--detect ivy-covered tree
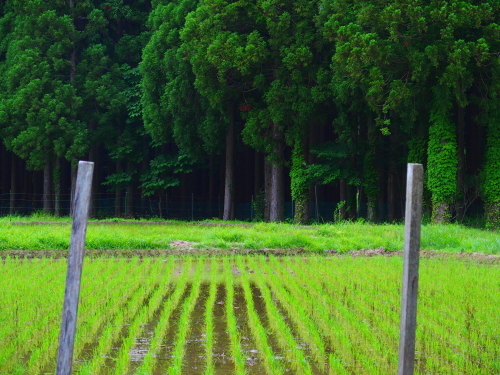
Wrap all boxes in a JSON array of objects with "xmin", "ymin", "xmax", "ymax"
[
  {"xmin": 479, "ymin": 27, "xmax": 500, "ymax": 228},
  {"xmin": 321, "ymin": 0, "xmax": 499, "ymax": 223}
]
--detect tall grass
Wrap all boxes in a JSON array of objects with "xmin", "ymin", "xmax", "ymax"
[{"xmin": 1, "ymin": 220, "xmax": 500, "ymax": 254}]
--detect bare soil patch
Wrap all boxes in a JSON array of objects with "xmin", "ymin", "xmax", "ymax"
[
  {"xmin": 1, "ymin": 246, "xmax": 498, "ymax": 263},
  {"xmin": 327, "ymin": 246, "xmax": 499, "ymax": 263}
]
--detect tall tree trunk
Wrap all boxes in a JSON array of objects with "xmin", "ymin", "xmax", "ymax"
[
  {"xmin": 68, "ymin": 0, "xmax": 77, "ymax": 217},
  {"xmin": 367, "ymin": 201, "xmax": 376, "ymax": 222},
  {"xmin": 264, "ymin": 158, "xmax": 272, "ymax": 221},
  {"xmin": 268, "ymin": 123, "xmax": 285, "ymax": 222},
  {"xmin": 1, "ymin": 145, "xmax": 9, "ymax": 197},
  {"xmin": 123, "ymin": 162, "xmax": 133, "ymax": 217},
  {"xmin": 218, "ymin": 154, "xmax": 224, "ymax": 219},
  {"xmin": 19, "ymin": 166, "xmax": 30, "ymax": 211},
  {"xmin": 30, "ymin": 171, "xmax": 39, "ymax": 210},
  {"xmin": 364, "ymin": 116, "xmax": 378, "ymax": 222},
  {"xmin": 208, "ymin": 155, "xmax": 215, "ymax": 217},
  {"xmin": 387, "ymin": 164, "xmax": 396, "ymax": 222},
  {"xmin": 10, "ymin": 154, "xmax": 16, "ymax": 215},
  {"xmin": 158, "ymin": 193, "xmax": 162, "ymax": 219},
  {"xmin": 308, "ymin": 134, "xmax": 316, "ymax": 220},
  {"xmin": 483, "ymin": 113, "xmax": 500, "ymax": 229},
  {"xmin": 358, "ymin": 186, "xmax": 368, "ymax": 219},
  {"xmin": 269, "ymin": 161, "xmax": 284, "ymax": 222},
  {"xmin": 223, "ymin": 119, "xmax": 235, "ymax": 221},
  {"xmin": 427, "ymin": 90, "xmax": 457, "ymax": 223},
  {"xmin": 43, "ymin": 159, "xmax": 53, "ymax": 214},
  {"xmin": 348, "ymin": 184, "xmax": 357, "ymax": 220},
  {"xmin": 114, "ymin": 160, "xmax": 122, "ymax": 217},
  {"xmin": 70, "ymin": 162, "xmax": 77, "ymax": 218},
  {"xmin": 88, "ymin": 136, "xmax": 98, "ymax": 217},
  {"xmin": 254, "ymin": 150, "xmax": 261, "ymax": 198},
  {"xmin": 291, "ymin": 137, "xmax": 309, "ymax": 224},
  {"xmin": 53, "ymin": 157, "xmax": 61, "ymax": 216},
  {"xmin": 456, "ymin": 106, "xmax": 466, "ymax": 220},
  {"xmin": 140, "ymin": 136, "xmax": 149, "ymax": 217},
  {"xmin": 339, "ymin": 179, "xmax": 348, "ymax": 220}
]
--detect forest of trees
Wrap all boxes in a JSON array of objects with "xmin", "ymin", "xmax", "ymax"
[{"xmin": 1, "ymin": 0, "xmax": 500, "ymax": 226}]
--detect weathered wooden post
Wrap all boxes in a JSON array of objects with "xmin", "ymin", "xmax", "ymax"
[
  {"xmin": 398, "ymin": 163, "xmax": 423, "ymax": 375},
  {"xmin": 56, "ymin": 161, "xmax": 94, "ymax": 375}
]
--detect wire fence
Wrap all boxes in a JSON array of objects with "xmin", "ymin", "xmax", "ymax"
[{"xmin": 0, "ymin": 192, "xmax": 352, "ymax": 222}]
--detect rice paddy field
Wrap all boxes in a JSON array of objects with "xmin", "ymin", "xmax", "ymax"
[{"xmin": 1, "ymin": 255, "xmax": 499, "ymax": 375}]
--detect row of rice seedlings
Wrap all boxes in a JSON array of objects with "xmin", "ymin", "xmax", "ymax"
[
  {"xmin": 307, "ymin": 258, "xmax": 401, "ymax": 370},
  {"xmin": 414, "ymin": 259, "xmax": 500, "ymax": 374},
  {"xmin": 276, "ymin": 258, "xmax": 354, "ymax": 374},
  {"xmin": 75, "ymin": 261, "xmax": 173, "ymax": 374},
  {"xmin": 0, "ymin": 259, "xmax": 67, "ymax": 373},
  {"xmin": 57, "ymin": 258, "xmax": 162, "ymax": 375},
  {"xmin": 37, "ymin": 260, "xmax": 156, "ymax": 373},
  {"xmin": 75, "ymin": 259, "xmax": 176, "ymax": 375},
  {"xmin": 332, "ymin": 257, "xmax": 497, "ymax": 373},
  {"xmin": 223, "ymin": 257, "xmax": 247, "ymax": 375},
  {"xmin": 166, "ymin": 258, "xmax": 204, "ymax": 374},
  {"xmin": 329, "ymin": 266, "xmax": 399, "ymax": 373},
  {"xmin": 8, "ymin": 259, "xmax": 87, "ymax": 374},
  {"xmin": 302, "ymin": 257, "xmax": 401, "ymax": 365},
  {"xmin": 134, "ymin": 258, "xmax": 195, "ymax": 375},
  {"xmin": 262, "ymin": 257, "xmax": 351, "ymax": 375},
  {"xmin": 73, "ymin": 259, "xmax": 144, "ymax": 360},
  {"xmin": 388, "ymin": 260, "xmax": 472, "ymax": 373},
  {"xmin": 203, "ymin": 258, "xmax": 218, "ymax": 375},
  {"xmin": 240, "ymin": 257, "xmax": 313, "ymax": 375},
  {"xmin": 281, "ymin": 257, "xmax": 386, "ymax": 373},
  {"xmin": 238, "ymin": 259, "xmax": 285, "ymax": 374},
  {"xmin": 8, "ymin": 260, "xmax": 67, "ymax": 374},
  {"xmin": 110, "ymin": 258, "xmax": 190, "ymax": 375},
  {"xmin": 111, "ymin": 306, "xmax": 150, "ymax": 374},
  {"xmin": 27, "ymin": 260, "xmax": 128, "ymax": 375},
  {"xmin": 253, "ymin": 257, "xmax": 329, "ymax": 370},
  {"xmin": 289, "ymin": 256, "xmax": 500, "ymax": 374},
  {"xmin": 1, "ymin": 259, "xmax": 65, "ymax": 340},
  {"xmin": 420, "ymin": 260, "xmax": 490, "ymax": 324}
]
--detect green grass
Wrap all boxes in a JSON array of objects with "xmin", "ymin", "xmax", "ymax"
[{"xmin": 1, "ymin": 217, "xmax": 500, "ymax": 254}]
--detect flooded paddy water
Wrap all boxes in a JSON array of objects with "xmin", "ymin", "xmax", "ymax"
[{"xmin": 1, "ymin": 255, "xmax": 499, "ymax": 374}]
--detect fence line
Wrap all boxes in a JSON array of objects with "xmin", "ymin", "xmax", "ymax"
[
  {"xmin": 0, "ymin": 193, "xmax": 227, "ymax": 220},
  {"xmin": 0, "ymin": 192, "xmax": 405, "ymax": 222}
]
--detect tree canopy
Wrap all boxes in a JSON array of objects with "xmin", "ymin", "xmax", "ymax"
[{"xmin": 1, "ymin": 0, "xmax": 499, "ymax": 226}]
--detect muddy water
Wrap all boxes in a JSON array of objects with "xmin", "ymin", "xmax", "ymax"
[{"xmin": 43, "ymin": 259, "xmax": 336, "ymax": 374}]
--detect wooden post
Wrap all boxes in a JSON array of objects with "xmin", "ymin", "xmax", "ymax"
[
  {"xmin": 398, "ymin": 163, "xmax": 423, "ymax": 375},
  {"xmin": 56, "ymin": 161, "xmax": 94, "ymax": 375}
]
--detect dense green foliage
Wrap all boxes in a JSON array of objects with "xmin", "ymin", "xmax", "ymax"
[{"xmin": 1, "ymin": 0, "xmax": 500, "ymax": 226}]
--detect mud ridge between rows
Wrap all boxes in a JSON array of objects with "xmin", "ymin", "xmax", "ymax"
[{"xmin": 1, "ymin": 247, "xmax": 498, "ymax": 263}]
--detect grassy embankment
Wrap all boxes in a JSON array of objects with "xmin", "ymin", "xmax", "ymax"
[{"xmin": 1, "ymin": 214, "xmax": 500, "ymax": 254}]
